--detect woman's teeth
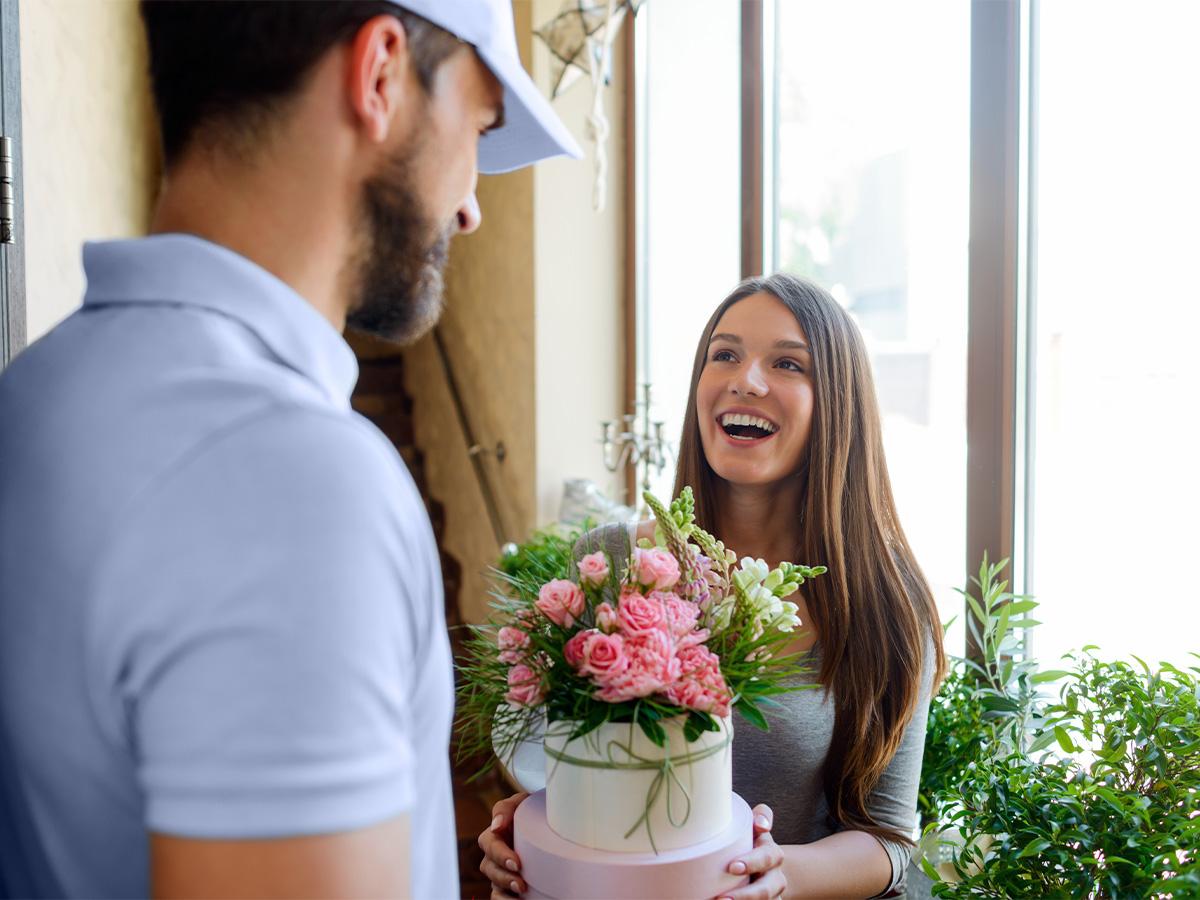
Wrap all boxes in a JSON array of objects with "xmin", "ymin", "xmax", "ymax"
[{"xmin": 719, "ymin": 413, "xmax": 777, "ymax": 440}]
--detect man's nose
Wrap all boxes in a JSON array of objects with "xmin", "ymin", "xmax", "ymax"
[{"xmin": 456, "ymin": 192, "xmax": 482, "ymax": 235}]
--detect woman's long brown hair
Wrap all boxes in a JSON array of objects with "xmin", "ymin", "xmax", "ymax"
[{"xmin": 673, "ymin": 273, "xmax": 946, "ymax": 844}]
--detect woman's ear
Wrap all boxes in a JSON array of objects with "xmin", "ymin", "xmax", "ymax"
[{"xmin": 347, "ymin": 14, "xmax": 410, "ymax": 144}]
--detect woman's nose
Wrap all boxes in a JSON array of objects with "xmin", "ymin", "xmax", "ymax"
[
  {"xmin": 732, "ymin": 360, "xmax": 769, "ymax": 397},
  {"xmin": 456, "ymin": 192, "xmax": 482, "ymax": 235}
]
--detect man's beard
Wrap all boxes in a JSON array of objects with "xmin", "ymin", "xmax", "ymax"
[{"xmin": 345, "ymin": 148, "xmax": 454, "ymax": 345}]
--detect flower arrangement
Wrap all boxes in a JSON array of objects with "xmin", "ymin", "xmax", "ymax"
[{"xmin": 457, "ymin": 488, "xmax": 827, "ymax": 763}]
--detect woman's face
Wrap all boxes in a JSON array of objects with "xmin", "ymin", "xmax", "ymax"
[{"xmin": 696, "ymin": 292, "xmax": 815, "ymax": 488}]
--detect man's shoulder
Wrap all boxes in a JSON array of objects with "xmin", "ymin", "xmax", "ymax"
[{"xmin": 141, "ymin": 402, "xmax": 412, "ymax": 524}]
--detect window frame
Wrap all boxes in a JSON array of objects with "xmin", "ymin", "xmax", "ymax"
[{"xmin": 740, "ymin": 0, "xmax": 1034, "ymax": 656}]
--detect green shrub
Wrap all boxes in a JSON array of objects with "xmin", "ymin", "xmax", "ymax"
[
  {"xmin": 928, "ymin": 653, "xmax": 1200, "ymax": 898},
  {"xmin": 919, "ymin": 556, "xmax": 1048, "ymax": 826}
]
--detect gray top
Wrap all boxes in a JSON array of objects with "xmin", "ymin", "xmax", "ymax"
[{"xmin": 576, "ymin": 524, "xmax": 933, "ymax": 898}]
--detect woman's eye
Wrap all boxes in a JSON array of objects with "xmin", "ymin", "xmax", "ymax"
[
  {"xmin": 711, "ymin": 349, "xmax": 737, "ymax": 363},
  {"xmin": 776, "ymin": 358, "xmax": 805, "ymax": 373}
]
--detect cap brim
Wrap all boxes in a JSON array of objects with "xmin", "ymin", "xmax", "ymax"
[{"xmin": 476, "ymin": 47, "xmax": 584, "ymax": 175}]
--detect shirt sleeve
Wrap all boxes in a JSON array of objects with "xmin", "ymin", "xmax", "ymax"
[
  {"xmin": 90, "ymin": 407, "xmax": 437, "ymax": 839},
  {"xmin": 864, "ymin": 634, "xmax": 938, "ymax": 898}
]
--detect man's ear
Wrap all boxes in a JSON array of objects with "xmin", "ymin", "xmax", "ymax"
[{"xmin": 348, "ymin": 14, "xmax": 410, "ymax": 144}]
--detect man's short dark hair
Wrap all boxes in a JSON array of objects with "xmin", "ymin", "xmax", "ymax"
[{"xmin": 140, "ymin": 1, "xmax": 464, "ymax": 167}]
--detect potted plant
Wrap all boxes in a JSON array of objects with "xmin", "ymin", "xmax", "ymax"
[{"xmin": 928, "ymin": 651, "xmax": 1200, "ymax": 896}]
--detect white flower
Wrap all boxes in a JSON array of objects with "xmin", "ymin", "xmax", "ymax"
[{"xmin": 739, "ymin": 557, "xmax": 770, "ymax": 584}]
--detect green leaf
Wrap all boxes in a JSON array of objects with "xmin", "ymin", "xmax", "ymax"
[
  {"xmin": 736, "ymin": 698, "xmax": 769, "ymax": 731},
  {"xmin": 966, "ymin": 594, "xmax": 987, "ymax": 627},
  {"xmin": 919, "ymin": 854, "xmax": 943, "ymax": 883},
  {"xmin": 1018, "ymin": 837, "xmax": 1052, "ymax": 858},
  {"xmin": 1032, "ymin": 670, "xmax": 1072, "ymax": 684},
  {"xmin": 683, "ymin": 710, "xmax": 719, "ymax": 743},
  {"xmin": 1006, "ymin": 599, "xmax": 1039, "ymax": 615},
  {"xmin": 635, "ymin": 706, "xmax": 667, "ymax": 747},
  {"xmin": 1028, "ymin": 730, "xmax": 1058, "ymax": 754},
  {"xmin": 1054, "ymin": 725, "xmax": 1079, "ymax": 754}
]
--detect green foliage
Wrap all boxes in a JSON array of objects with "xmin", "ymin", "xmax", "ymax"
[
  {"xmin": 919, "ymin": 661, "xmax": 987, "ymax": 825},
  {"xmin": 930, "ymin": 652, "xmax": 1200, "ymax": 898},
  {"xmin": 496, "ymin": 525, "xmax": 579, "ymax": 590},
  {"xmin": 919, "ymin": 556, "xmax": 1043, "ymax": 825},
  {"xmin": 918, "ymin": 557, "xmax": 1200, "ymax": 896}
]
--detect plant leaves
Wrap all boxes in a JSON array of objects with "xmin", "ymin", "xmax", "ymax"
[
  {"xmin": 736, "ymin": 697, "xmax": 769, "ymax": 731},
  {"xmin": 1054, "ymin": 725, "xmax": 1078, "ymax": 754}
]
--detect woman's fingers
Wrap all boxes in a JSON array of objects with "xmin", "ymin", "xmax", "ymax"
[
  {"xmin": 492, "ymin": 791, "xmax": 530, "ymax": 831},
  {"xmin": 719, "ymin": 831, "xmax": 786, "ymax": 900},
  {"xmin": 480, "ymin": 853, "xmax": 526, "ymax": 898},
  {"xmin": 478, "ymin": 791, "xmax": 529, "ymax": 896},
  {"xmin": 728, "ymin": 832, "xmax": 784, "ymax": 877},
  {"xmin": 717, "ymin": 865, "xmax": 787, "ymax": 900},
  {"xmin": 750, "ymin": 802, "xmax": 774, "ymax": 837}
]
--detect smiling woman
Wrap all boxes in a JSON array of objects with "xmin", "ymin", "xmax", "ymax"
[{"xmin": 481, "ymin": 273, "xmax": 947, "ymax": 899}]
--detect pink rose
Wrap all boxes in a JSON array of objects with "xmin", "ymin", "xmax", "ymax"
[
  {"xmin": 564, "ymin": 631, "xmax": 589, "ymax": 668},
  {"xmin": 536, "ymin": 579, "xmax": 586, "ymax": 628},
  {"xmin": 662, "ymin": 678, "xmax": 730, "ymax": 717},
  {"xmin": 677, "ymin": 627, "xmax": 711, "ymax": 650},
  {"xmin": 578, "ymin": 631, "xmax": 629, "ymax": 680},
  {"xmin": 657, "ymin": 592, "xmax": 700, "ymax": 638},
  {"xmin": 662, "ymin": 644, "xmax": 731, "ymax": 716},
  {"xmin": 594, "ymin": 601, "xmax": 620, "ymax": 634},
  {"xmin": 593, "ymin": 630, "xmax": 681, "ymax": 703},
  {"xmin": 497, "ymin": 626, "xmax": 530, "ymax": 664},
  {"xmin": 631, "ymin": 547, "xmax": 681, "ymax": 591},
  {"xmin": 617, "ymin": 589, "xmax": 667, "ymax": 636},
  {"xmin": 578, "ymin": 551, "xmax": 610, "ymax": 588},
  {"xmin": 594, "ymin": 667, "xmax": 663, "ymax": 703},
  {"xmin": 506, "ymin": 664, "xmax": 545, "ymax": 707}
]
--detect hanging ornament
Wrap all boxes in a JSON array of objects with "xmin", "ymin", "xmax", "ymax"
[{"xmin": 535, "ymin": 0, "xmax": 646, "ymax": 212}]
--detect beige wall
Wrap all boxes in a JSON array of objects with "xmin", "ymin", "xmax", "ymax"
[
  {"xmin": 532, "ymin": 0, "xmax": 627, "ymax": 528},
  {"xmin": 19, "ymin": 0, "xmax": 158, "ymax": 341}
]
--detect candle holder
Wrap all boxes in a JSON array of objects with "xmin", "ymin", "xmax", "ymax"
[{"xmin": 599, "ymin": 383, "xmax": 671, "ymax": 513}]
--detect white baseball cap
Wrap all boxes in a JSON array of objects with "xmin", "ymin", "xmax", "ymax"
[{"xmin": 394, "ymin": 0, "xmax": 584, "ymax": 174}]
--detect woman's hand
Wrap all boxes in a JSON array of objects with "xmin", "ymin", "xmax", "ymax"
[
  {"xmin": 717, "ymin": 803, "xmax": 787, "ymax": 900},
  {"xmin": 478, "ymin": 791, "xmax": 529, "ymax": 899}
]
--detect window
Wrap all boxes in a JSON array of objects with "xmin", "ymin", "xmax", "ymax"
[
  {"xmin": 1025, "ymin": 0, "xmax": 1200, "ymax": 667},
  {"xmin": 770, "ymin": 0, "xmax": 971, "ymax": 643},
  {"xmin": 635, "ymin": 1, "xmax": 1199, "ymax": 666}
]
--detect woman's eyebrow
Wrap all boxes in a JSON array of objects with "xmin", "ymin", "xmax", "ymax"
[
  {"xmin": 710, "ymin": 333, "xmax": 810, "ymax": 352},
  {"xmin": 775, "ymin": 339, "xmax": 810, "ymax": 352}
]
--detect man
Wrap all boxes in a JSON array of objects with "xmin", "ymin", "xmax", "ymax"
[{"xmin": 0, "ymin": 2, "xmax": 579, "ymax": 897}]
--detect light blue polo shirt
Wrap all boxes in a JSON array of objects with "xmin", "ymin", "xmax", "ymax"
[{"xmin": 0, "ymin": 235, "xmax": 457, "ymax": 899}]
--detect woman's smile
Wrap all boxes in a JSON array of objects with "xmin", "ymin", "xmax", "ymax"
[{"xmin": 715, "ymin": 406, "xmax": 780, "ymax": 445}]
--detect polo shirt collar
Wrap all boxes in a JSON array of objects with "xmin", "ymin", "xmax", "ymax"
[{"xmin": 82, "ymin": 234, "xmax": 359, "ymax": 407}]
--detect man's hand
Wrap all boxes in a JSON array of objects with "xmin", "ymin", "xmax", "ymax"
[{"xmin": 151, "ymin": 813, "xmax": 411, "ymax": 899}]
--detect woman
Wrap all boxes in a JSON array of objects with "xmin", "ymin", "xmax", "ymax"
[{"xmin": 479, "ymin": 274, "xmax": 946, "ymax": 899}]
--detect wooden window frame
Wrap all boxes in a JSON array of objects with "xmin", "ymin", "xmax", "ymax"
[{"xmin": 739, "ymin": 0, "xmax": 1030, "ymax": 657}]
